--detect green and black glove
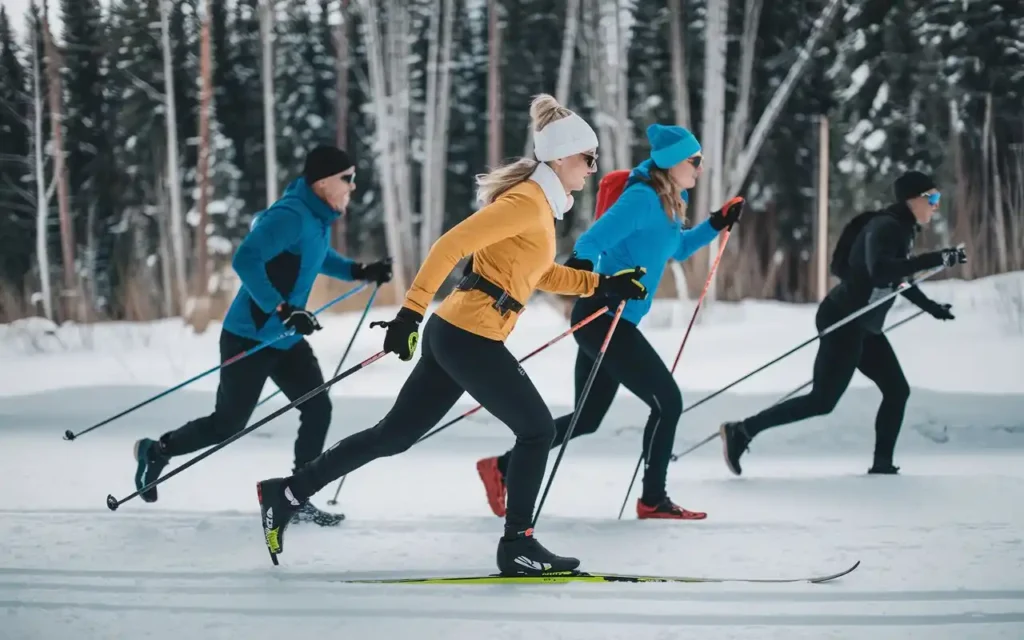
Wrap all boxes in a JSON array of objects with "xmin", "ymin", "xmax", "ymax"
[{"xmin": 370, "ymin": 307, "xmax": 422, "ymax": 361}]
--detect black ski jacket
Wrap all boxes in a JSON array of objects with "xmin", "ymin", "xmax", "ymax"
[{"xmin": 825, "ymin": 203, "xmax": 944, "ymax": 333}]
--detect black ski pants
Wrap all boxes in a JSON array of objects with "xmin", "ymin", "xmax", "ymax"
[
  {"xmin": 290, "ymin": 314, "xmax": 556, "ymax": 533},
  {"xmin": 159, "ymin": 330, "xmax": 332, "ymax": 472},
  {"xmin": 742, "ymin": 297, "xmax": 910, "ymax": 463},
  {"xmin": 498, "ymin": 297, "xmax": 683, "ymax": 506}
]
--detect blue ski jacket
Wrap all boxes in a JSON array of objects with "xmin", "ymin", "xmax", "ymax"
[
  {"xmin": 573, "ymin": 160, "xmax": 719, "ymax": 326},
  {"xmin": 223, "ymin": 177, "xmax": 357, "ymax": 348}
]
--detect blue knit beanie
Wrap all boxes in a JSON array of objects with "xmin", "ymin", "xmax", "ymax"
[{"xmin": 647, "ymin": 124, "xmax": 701, "ymax": 169}]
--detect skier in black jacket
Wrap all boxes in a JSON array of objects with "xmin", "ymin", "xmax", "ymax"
[{"xmin": 719, "ymin": 171, "xmax": 967, "ymax": 475}]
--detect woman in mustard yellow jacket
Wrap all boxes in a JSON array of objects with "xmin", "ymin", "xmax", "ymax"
[{"xmin": 256, "ymin": 94, "xmax": 648, "ymax": 576}]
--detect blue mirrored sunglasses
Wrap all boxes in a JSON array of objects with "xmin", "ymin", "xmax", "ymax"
[{"xmin": 926, "ymin": 192, "xmax": 940, "ymax": 206}]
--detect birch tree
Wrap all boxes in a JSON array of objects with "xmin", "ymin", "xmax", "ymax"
[
  {"xmin": 419, "ymin": 0, "xmax": 456, "ymax": 264},
  {"xmin": 41, "ymin": 1, "xmax": 78, "ymax": 319},
  {"xmin": 192, "ymin": 0, "xmax": 214, "ymax": 330},
  {"xmin": 159, "ymin": 0, "xmax": 188, "ymax": 316},
  {"xmin": 259, "ymin": 0, "xmax": 279, "ymax": 203},
  {"xmin": 358, "ymin": 0, "xmax": 409, "ymax": 293},
  {"xmin": 30, "ymin": 33, "xmax": 54, "ymax": 319}
]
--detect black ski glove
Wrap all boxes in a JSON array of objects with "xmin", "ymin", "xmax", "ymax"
[
  {"xmin": 370, "ymin": 307, "xmax": 422, "ymax": 361},
  {"xmin": 709, "ymin": 196, "xmax": 745, "ymax": 231},
  {"xmin": 276, "ymin": 303, "xmax": 322, "ymax": 336},
  {"xmin": 925, "ymin": 301, "xmax": 955, "ymax": 321},
  {"xmin": 564, "ymin": 253, "xmax": 594, "ymax": 272},
  {"xmin": 351, "ymin": 258, "xmax": 393, "ymax": 285},
  {"xmin": 595, "ymin": 266, "xmax": 648, "ymax": 300},
  {"xmin": 937, "ymin": 246, "xmax": 967, "ymax": 268}
]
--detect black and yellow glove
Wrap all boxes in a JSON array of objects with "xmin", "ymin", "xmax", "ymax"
[
  {"xmin": 595, "ymin": 266, "xmax": 648, "ymax": 300},
  {"xmin": 370, "ymin": 307, "xmax": 422, "ymax": 361}
]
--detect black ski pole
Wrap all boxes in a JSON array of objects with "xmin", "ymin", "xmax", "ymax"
[
  {"xmin": 532, "ymin": 301, "xmax": 626, "ymax": 527},
  {"xmin": 64, "ymin": 284, "xmax": 368, "ymax": 441},
  {"xmin": 106, "ymin": 350, "xmax": 388, "ymax": 511},
  {"xmin": 258, "ymin": 284, "xmax": 380, "ymax": 411},
  {"xmin": 668, "ymin": 296, "xmax": 938, "ymax": 462}
]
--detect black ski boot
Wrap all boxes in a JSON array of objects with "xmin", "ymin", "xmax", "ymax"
[
  {"xmin": 291, "ymin": 502, "xmax": 346, "ymax": 527},
  {"xmin": 720, "ymin": 421, "xmax": 751, "ymax": 476},
  {"xmin": 134, "ymin": 438, "xmax": 170, "ymax": 502},
  {"xmin": 257, "ymin": 477, "xmax": 301, "ymax": 565},
  {"xmin": 496, "ymin": 528, "xmax": 580, "ymax": 576},
  {"xmin": 867, "ymin": 462, "xmax": 900, "ymax": 475}
]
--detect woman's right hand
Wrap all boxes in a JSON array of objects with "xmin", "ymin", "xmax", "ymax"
[{"xmin": 596, "ymin": 266, "xmax": 648, "ymax": 300}]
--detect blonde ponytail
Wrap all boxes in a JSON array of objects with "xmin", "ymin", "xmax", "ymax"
[{"xmin": 474, "ymin": 94, "xmax": 576, "ymax": 205}]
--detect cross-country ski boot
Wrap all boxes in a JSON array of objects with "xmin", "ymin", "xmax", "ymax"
[
  {"xmin": 134, "ymin": 437, "xmax": 170, "ymax": 502},
  {"xmin": 637, "ymin": 496, "xmax": 707, "ymax": 520},
  {"xmin": 867, "ymin": 461, "xmax": 900, "ymax": 475},
  {"xmin": 720, "ymin": 421, "xmax": 752, "ymax": 476},
  {"xmin": 257, "ymin": 477, "xmax": 301, "ymax": 565},
  {"xmin": 291, "ymin": 502, "xmax": 346, "ymax": 527},
  {"xmin": 496, "ymin": 528, "xmax": 580, "ymax": 576}
]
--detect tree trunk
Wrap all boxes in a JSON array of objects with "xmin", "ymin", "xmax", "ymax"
[
  {"xmin": 985, "ymin": 93, "xmax": 1009, "ymax": 274},
  {"xmin": 667, "ymin": 0, "xmax": 690, "ymax": 128},
  {"xmin": 723, "ymin": 0, "xmax": 762, "ymax": 174},
  {"xmin": 612, "ymin": 0, "xmax": 629, "ymax": 168},
  {"xmin": 555, "ymin": 0, "xmax": 580, "ymax": 105},
  {"xmin": 30, "ymin": 34, "xmax": 52, "ymax": 321},
  {"xmin": 158, "ymin": 0, "xmax": 188, "ymax": 317},
  {"xmin": 359, "ymin": 0, "xmax": 407, "ymax": 293},
  {"xmin": 259, "ymin": 0, "xmax": 279, "ymax": 204},
  {"xmin": 420, "ymin": 0, "xmax": 441, "ymax": 265},
  {"xmin": 486, "ymin": 0, "xmax": 502, "ymax": 170},
  {"xmin": 694, "ymin": 0, "xmax": 728, "ymax": 302},
  {"xmin": 332, "ymin": 0, "xmax": 351, "ymax": 253},
  {"xmin": 192, "ymin": 0, "xmax": 214, "ymax": 331},
  {"xmin": 41, "ymin": 4, "xmax": 78, "ymax": 321}
]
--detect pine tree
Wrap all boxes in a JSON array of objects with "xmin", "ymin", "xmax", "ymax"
[
  {"xmin": 171, "ymin": 0, "xmax": 200, "ymax": 213},
  {"xmin": 275, "ymin": 0, "xmax": 322, "ymax": 185},
  {"xmin": 0, "ymin": 5, "xmax": 33, "ymax": 291},
  {"xmin": 498, "ymin": 0, "xmax": 567, "ymax": 159},
  {"xmin": 626, "ymin": 0, "xmax": 674, "ymax": 162}
]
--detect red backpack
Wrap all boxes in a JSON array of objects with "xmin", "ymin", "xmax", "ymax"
[{"xmin": 594, "ymin": 170, "xmax": 632, "ymax": 221}]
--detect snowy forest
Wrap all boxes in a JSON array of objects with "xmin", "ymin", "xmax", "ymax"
[{"xmin": 0, "ymin": 0, "xmax": 1021, "ymax": 328}]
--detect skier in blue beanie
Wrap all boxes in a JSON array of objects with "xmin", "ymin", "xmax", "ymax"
[
  {"xmin": 477, "ymin": 124, "xmax": 744, "ymax": 520},
  {"xmin": 131, "ymin": 145, "xmax": 393, "ymax": 526}
]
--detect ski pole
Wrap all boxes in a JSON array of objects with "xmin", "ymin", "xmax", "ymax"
[
  {"xmin": 257, "ymin": 284, "xmax": 380, "ymax": 410},
  {"xmin": 533, "ymin": 300, "xmax": 627, "ymax": 527},
  {"xmin": 322, "ymin": 303, "xmax": 612, "ymax": 507},
  {"xmin": 64, "ymin": 283, "xmax": 369, "ymax": 442},
  {"xmin": 769, "ymin": 307, "xmax": 927, "ymax": 406},
  {"xmin": 668, "ymin": 264, "xmax": 947, "ymax": 462},
  {"xmin": 617, "ymin": 223, "xmax": 733, "ymax": 519},
  {"xmin": 106, "ymin": 349, "xmax": 389, "ymax": 511}
]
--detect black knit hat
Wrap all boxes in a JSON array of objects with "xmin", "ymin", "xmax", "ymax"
[
  {"xmin": 303, "ymin": 145, "xmax": 354, "ymax": 185},
  {"xmin": 893, "ymin": 170, "xmax": 937, "ymax": 202}
]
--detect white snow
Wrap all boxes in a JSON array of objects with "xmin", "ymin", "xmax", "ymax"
[
  {"xmin": 2, "ymin": 272, "xmax": 1024, "ymax": 639},
  {"xmin": 862, "ymin": 129, "xmax": 888, "ymax": 152}
]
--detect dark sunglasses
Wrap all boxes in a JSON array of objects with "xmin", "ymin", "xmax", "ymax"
[
  {"xmin": 581, "ymin": 153, "xmax": 598, "ymax": 169},
  {"xmin": 924, "ymin": 192, "xmax": 940, "ymax": 206},
  {"xmin": 340, "ymin": 173, "xmax": 356, "ymax": 184},
  {"xmin": 687, "ymin": 155, "xmax": 703, "ymax": 169}
]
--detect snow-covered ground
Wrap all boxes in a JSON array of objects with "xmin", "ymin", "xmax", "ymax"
[{"xmin": 2, "ymin": 272, "xmax": 1024, "ymax": 639}]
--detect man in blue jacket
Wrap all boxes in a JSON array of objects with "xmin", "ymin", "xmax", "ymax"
[{"xmin": 132, "ymin": 145, "xmax": 392, "ymax": 526}]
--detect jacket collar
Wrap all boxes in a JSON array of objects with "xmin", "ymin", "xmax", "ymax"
[
  {"xmin": 529, "ymin": 162, "xmax": 572, "ymax": 219},
  {"xmin": 886, "ymin": 202, "xmax": 920, "ymax": 233},
  {"xmin": 285, "ymin": 177, "xmax": 342, "ymax": 225}
]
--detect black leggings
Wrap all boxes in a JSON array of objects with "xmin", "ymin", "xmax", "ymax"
[
  {"xmin": 498, "ymin": 297, "xmax": 683, "ymax": 505},
  {"xmin": 742, "ymin": 298, "xmax": 910, "ymax": 463},
  {"xmin": 160, "ymin": 331, "xmax": 332, "ymax": 473},
  {"xmin": 290, "ymin": 314, "xmax": 556, "ymax": 532}
]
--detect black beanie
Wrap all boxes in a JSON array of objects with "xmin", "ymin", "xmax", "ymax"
[
  {"xmin": 303, "ymin": 145, "xmax": 354, "ymax": 185},
  {"xmin": 893, "ymin": 170, "xmax": 937, "ymax": 202}
]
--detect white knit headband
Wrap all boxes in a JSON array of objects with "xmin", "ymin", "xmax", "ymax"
[{"xmin": 533, "ymin": 113, "xmax": 599, "ymax": 162}]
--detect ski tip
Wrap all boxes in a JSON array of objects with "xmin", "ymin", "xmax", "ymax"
[
  {"xmin": 64, "ymin": 429, "xmax": 76, "ymax": 441},
  {"xmin": 105, "ymin": 495, "xmax": 119, "ymax": 511}
]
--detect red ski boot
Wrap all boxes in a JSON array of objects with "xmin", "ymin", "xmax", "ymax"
[
  {"xmin": 476, "ymin": 456, "xmax": 506, "ymax": 517},
  {"xmin": 637, "ymin": 497, "xmax": 707, "ymax": 520}
]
